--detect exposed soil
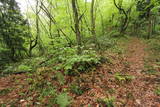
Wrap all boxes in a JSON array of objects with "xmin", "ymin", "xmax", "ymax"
[{"xmin": 0, "ymin": 37, "xmax": 160, "ymax": 107}]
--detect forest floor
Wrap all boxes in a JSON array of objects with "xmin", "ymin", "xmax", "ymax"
[{"xmin": 0, "ymin": 37, "xmax": 160, "ymax": 107}]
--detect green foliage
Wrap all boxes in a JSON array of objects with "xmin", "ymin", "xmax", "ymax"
[
  {"xmin": 109, "ymin": 45, "xmax": 124, "ymax": 54},
  {"xmin": 26, "ymin": 72, "xmax": 58, "ymax": 104},
  {"xmin": 108, "ymin": 30, "xmax": 121, "ymax": 38},
  {"xmin": 63, "ymin": 53, "xmax": 100, "ymax": 75},
  {"xmin": 2, "ymin": 65, "xmax": 14, "ymax": 75},
  {"xmin": 155, "ymin": 87, "xmax": 160, "ymax": 96},
  {"xmin": 0, "ymin": 88, "xmax": 12, "ymax": 96},
  {"xmin": 70, "ymin": 84, "xmax": 84, "ymax": 95},
  {"xmin": 47, "ymin": 47, "xmax": 77, "ymax": 65},
  {"xmin": 47, "ymin": 47, "xmax": 101, "ymax": 75},
  {"xmin": 56, "ymin": 93, "xmax": 71, "ymax": 107},
  {"xmin": 2, "ymin": 64, "xmax": 32, "ymax": 76},
  {"xmin": 107, "ymin": 88, "xmax": 116, "ymax": 94},
  {"xmin": 145, "ymin": 69, "xmax": 158, "ymax": 75},
  {"xmin": 114, "ymin": 73, "xmax": 135, "ymax": 83},
  {"xmin": 39, "ymin": 87, "xmax": 56, "ymax": 100},
  {"xmin": 147, "ymin": 39, "xmax": 160, "ymax": 52},
  {"xmin": 1, "ymin": 56, "xmax": 46, "ymax": 76},
  {"xmin": 0, "ymin": 104, "xmax": 6, "ymax": 107},
  {"xmin": 98, "ymin": 36, "xmax": 116, "ymax": 50},
  {"xmin": 0, "ymin": 48, "xmax": 10, "ymax": 69},
  {"xmin": 0, "ymin": 0, "xmax": 29, "ymax": 61},
  {"xmin": 24, "ymin": 66, "xmax": 72, "ymax": 106},
  {"xmin": 17, "ymin": 65, "xmax": 32, "ymax": 72},
  {"xmin": 97, "ymin": 97, "xmax": 115, "ymax": 107},
  {"xmin": 55, "ymin": 72, "xmax": 65, "ymax": 85}
]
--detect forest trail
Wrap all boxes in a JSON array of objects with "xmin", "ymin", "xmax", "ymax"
[
  {"xmin": 0, "ymin": 37, "xmax": 160, "ymax": 107},
  {"xmin": 117, "ymin": 37, "xmax": 160, "ymax": 107},
  {"xmin": 105, "ymin": 37, "xmax": 160, "ymax": 107},
  {"xmin": 126, "ymin": 37, "xmax": 146, "ymax": 72}
]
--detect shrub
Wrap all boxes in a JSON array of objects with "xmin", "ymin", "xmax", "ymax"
[
  {"xmin": 63, "ymin": 54, "xmax": 100, "ymax": 75},
  {"xmin": 50, "ymin": 48, "xmax": 101, "ymax": 75},
  {"xmin": 97, "ymin": 36, "xmax": 116, "ymax": 50}
]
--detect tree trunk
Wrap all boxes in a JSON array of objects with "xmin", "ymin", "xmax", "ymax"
[
  {"xmin": 148, "ymin": 14, "xmax": 152, "ymax": 39},
  {"xmin": 71, "ymin": 0, "xmax": 82, "ymax": 54},
  {"xmin": 99, "ymin": 10, "xmax": 105, "ymax": 35},
  {"xmin": 28, "ymin": 0, "xmax": 40, "ymax": 57},
  {"xmin": 91, "ymin": 0, "xmax": 99, "ymax": 49}
]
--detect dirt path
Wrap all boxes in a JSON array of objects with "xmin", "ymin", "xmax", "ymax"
[
  {"xmin": 119, "ymin": 38, "xmax": 160, "ymax": 107},
  {"xmin": 126, "ymin": 38, "xmax": 146, "ymax": 72}
]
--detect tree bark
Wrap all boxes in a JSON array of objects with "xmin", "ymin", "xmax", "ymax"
[
  {"xmin": 147, "ymin": 12, "xmax": 152, "ymax": 39},
  {"xmin": 71, "ymin": 0, "xmax": 82, "ymax": 54},
  {"xmin": 91, "ymin": 0, "xmax": 99, "ymax": 49}
]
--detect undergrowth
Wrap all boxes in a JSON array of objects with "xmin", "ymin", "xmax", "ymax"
[
  {"xmin": 97, "ymin": 97, "xmax": 115, "ymax": 107},
  {"xmin": 114, "ymin": 73, "xmax": 135, "ymax": 84},
  {"xmin": 155, "ymin": 86, "xmax": 160, "ymax": 96}
]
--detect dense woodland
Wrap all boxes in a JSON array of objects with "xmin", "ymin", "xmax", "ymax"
[{"xmin": 0, "ymin": 0, "xmax": 160, "ymax": 106}]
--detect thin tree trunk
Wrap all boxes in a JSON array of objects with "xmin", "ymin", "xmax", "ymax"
[
  {"xmin": 100, "ymin": 11, "xmax": 105, "ymax": 35},
  {"xmin": 91, "ymin": 0, "xmax": 99, "ymax": 49},
  {"xmin": 148, "ymin": 14, "xmax": 152, "ymax": 39},
  {"xmin": 71, "ymin": 0, "xmax": 82, "ymax": 54}
]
